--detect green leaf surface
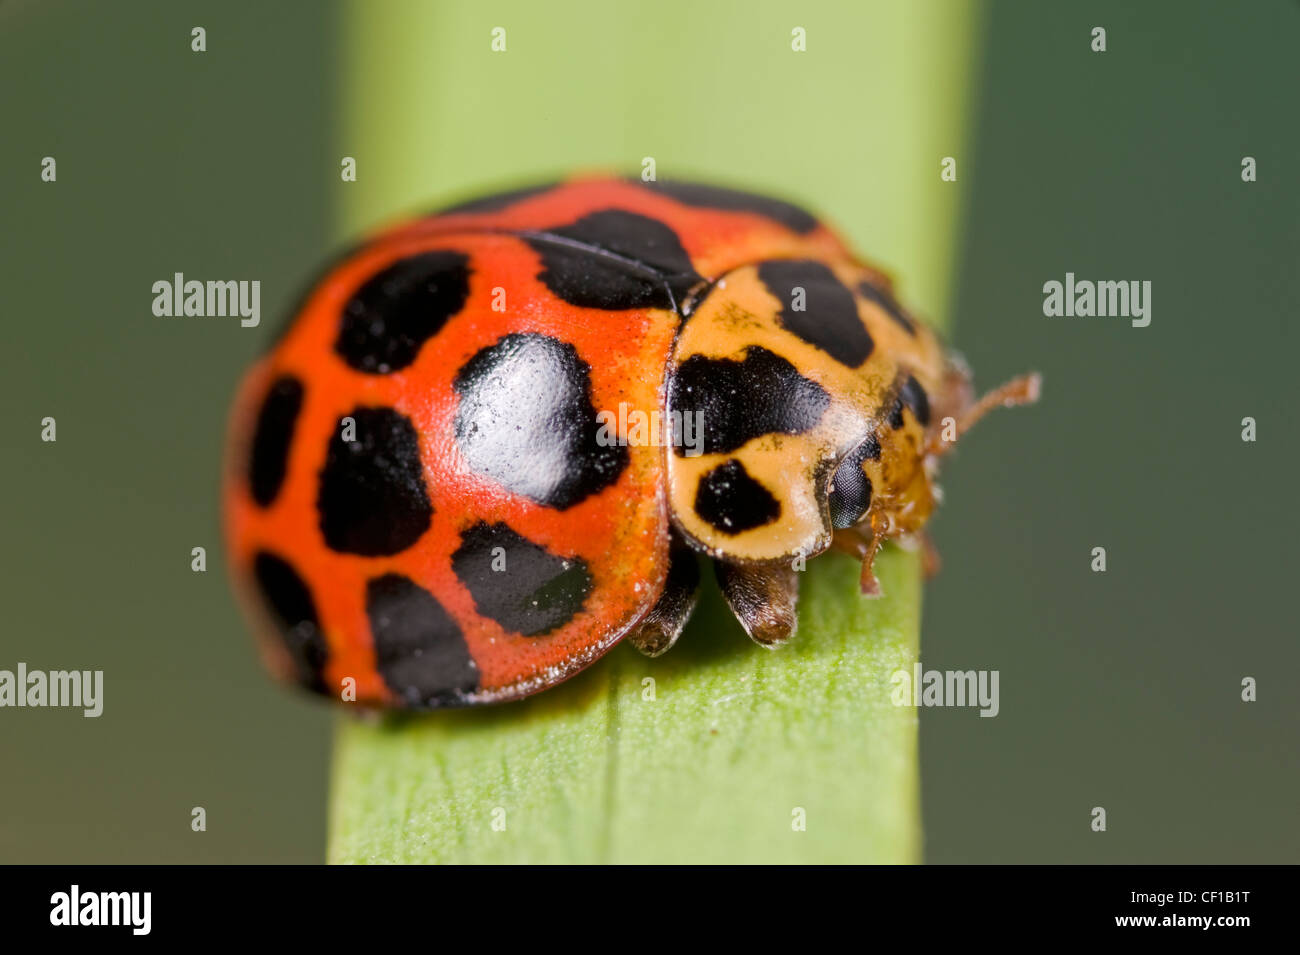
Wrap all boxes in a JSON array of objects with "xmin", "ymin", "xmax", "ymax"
[
  {"xmin": 331, "ymin": 550, "xmax": 919, "ymax": 863},
  {"xmin": 328, "ymin": 0, "xmax": 981, "ymax": 864}
]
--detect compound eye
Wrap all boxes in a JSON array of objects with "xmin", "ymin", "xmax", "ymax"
[{"xmin": 827, "ymin": 434, "xmax": 880, "ymax": 529}]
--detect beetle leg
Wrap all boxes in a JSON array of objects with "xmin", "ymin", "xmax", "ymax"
[
  {"xmin": 715, "ymin": 560, "xmax": 799, "ymax": 648},
  {"xmin": 832, "ymin": 525, "xmax": 884, "ymax": 596},
  {"xmin": 626, "ymin": 539, "xmax": 700, "ymax": 657},
  {"xmin": 919, "ymin": 531, "xmax": 942, "ymax": 578}
]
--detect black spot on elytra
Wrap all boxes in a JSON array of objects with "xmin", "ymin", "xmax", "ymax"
[
  {"xmin": 828, "ymin": 435, "xmax": 880, "ymax": 529},
  {"xmin": 888, "ymin": 375, "xmax": 932, "ymax": 429},
  {"xmin": 633, "ymin": 179, "xmax": 820, "ymax": 234},
  {"xmin": 453, "ymin": 333, "xmax": 627, "ymax": 509},
  {"xmin": 365, "ymin": 573, "xmax": 479, "ymax": 707},
  {"xmin": 252, "ymin": 551, "xmax": 327, "ymax": 692},
  {"xmin": 269, "ymin": 240, "xmax": 369, "ymax": 348},
  {"xmin": 694, "ymin": 459, "xmax": 781, "ymax": 535},
  {"xmin": 857, "ymin": 280, "xmax": 916, "ymax": 335},
  {"xmin": 335, "ymin": 250, "xmax": 471, "ymax": 374},
  {"xmin": 438, "ymin": 182, "xmax": 560, "ymax": 215},
  {"xmin": 669, "ymin": 347, "xmax": 830, "ymax": 456},
  {"xmin": 758, "ymin": 260, "xmax": 873, "ymax": 367},
  {"xmin": 451, "ymin": 522, "xmax": 593, "ymax": 637},
  {"xmin": 248, "ymin": 375, "xmax": 303, "ymax": 507},
  {"xmin": 317, "ymin": 407, "xmax": 432, "ymax": 556},
  {"xmin": 525, "ymin": 209, "xmax": 700, "ymax": 311}
]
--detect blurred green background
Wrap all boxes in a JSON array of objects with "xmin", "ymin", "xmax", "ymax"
[{"xmin": 1, "ymin": 0, "xmax": 1295, "ymax": 863}]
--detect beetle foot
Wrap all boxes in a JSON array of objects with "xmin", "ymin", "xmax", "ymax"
[
  {"xmin": 627, "ymin": 539, "xmax": 700, "ymax": 657},
  {"xmin": 715, "ymin": 560, "xmax": 798, "ymax": 648}
]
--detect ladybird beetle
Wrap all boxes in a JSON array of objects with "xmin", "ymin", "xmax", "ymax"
[{"xmin": 224, "ymin": 175, "xmax": 1039, "ymax": 708}]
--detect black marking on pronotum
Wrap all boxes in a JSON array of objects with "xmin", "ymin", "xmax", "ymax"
[
  {"xmin": 888, "ymin": 375, "xmax": 932, "ymax": 429},
  {"xmin": 453, "ymin": 332, "xmax": 627, "ymax": 509},
  {"xmin": 317, "ymin": 406, "xmax": 433, "ymax": 556},
  {"xmin": 828, "ymin": 434, "xmax": 881, "ymax": 529},
  {"xmin": 252, "ymin": 551, "xmax": 328, "ymax": 692},
  {"xmin": 451, "ymin": 522, "xmax": 593, "ymax": 637},
  {"xmin": 694, "ymin": 459, "xmax": 781, "ymax": 535},
  {"xmin": 437, "ymin": 181, "xmax": 560, "ymax": 215},
  {"xmin": 524, "ymin": 209, "xmax": 701, "ymax": 311},
  {"xmin": 677, "ymin": 277, "xmax": 718, "ymax": 318},
  {"xmin": 248, "ymin": 375, "xmax": 304, "ymax": 507},
  {"xmin": 757, "ymin": 259, "xmax": 873, "ymax": 367},
  {"xmin": 901, "ymin": 375, "xmax": 931, "ymax": 425},
  {"xmin": 335, "ymin": 250, "xmax": 471, "ymax": 374},
  {"xmin": 631, "ymin": 179, "xmax": 820, "ymax": 235},
  {"xmin": 365, "ymin": 573, "xmax": 480, "ymax": 706},
  {"xmin": 857, "ymin": 280, "xmax": 917, "ymax": 335},
  {"xmin": 668, "ymin": 346, "xmax": 830, "ymax": 456}
]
